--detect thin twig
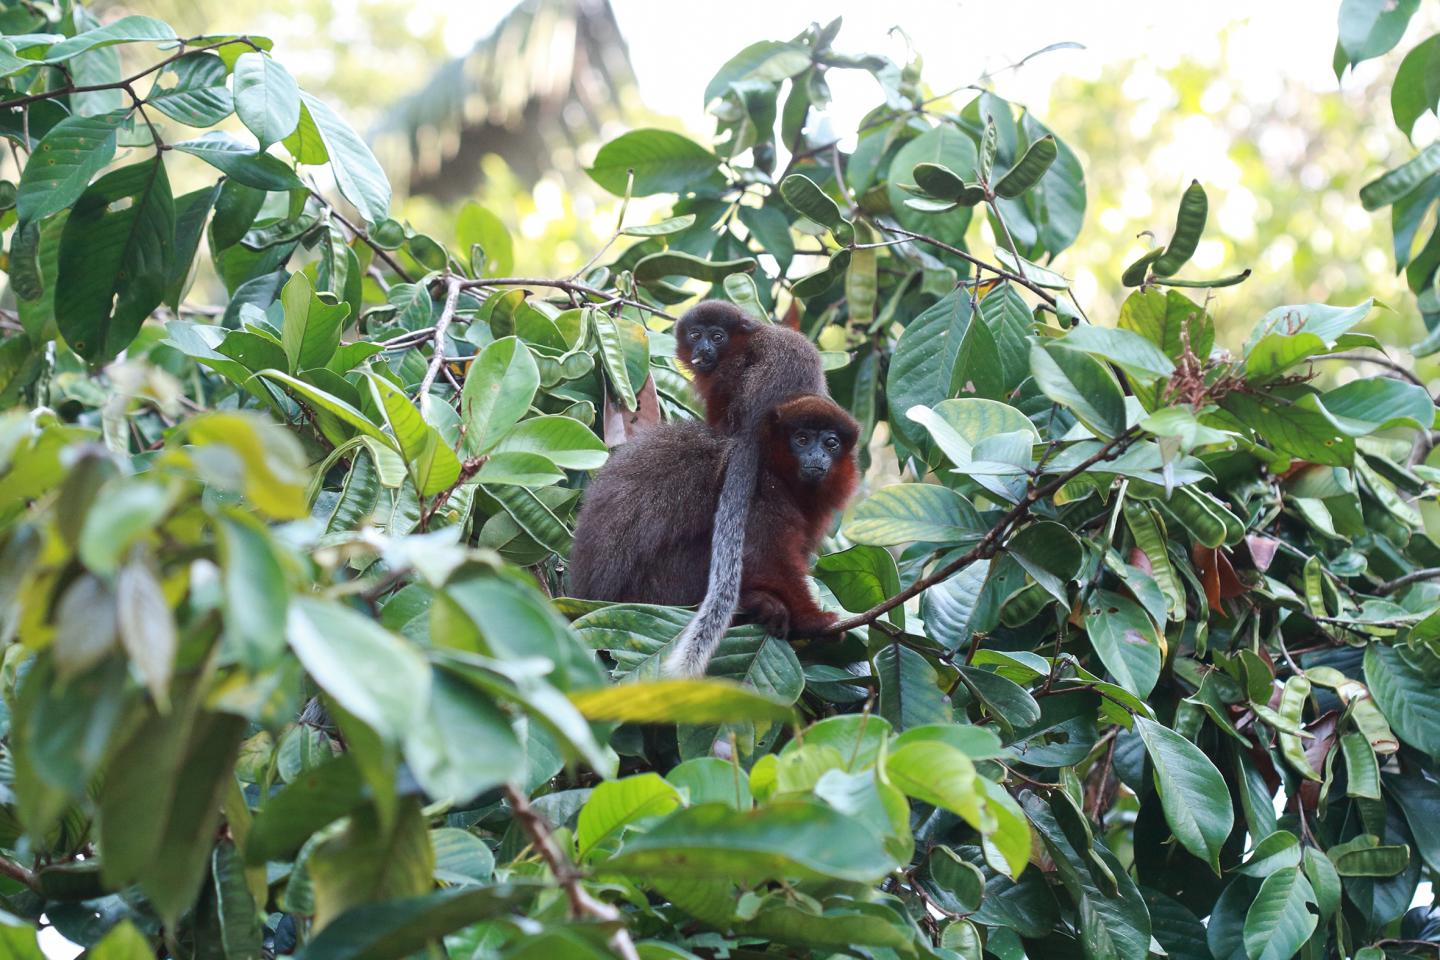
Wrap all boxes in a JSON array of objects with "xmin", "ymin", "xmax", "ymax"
[
  {"xmin": 460, "ymin": 277, "xmax": 676, "ymax": 322},
  {"xmin": 1321, "ymin": 352, "xmax": 1426, "ymax": 388},
  {"xmin": 985, "ymin": 196, "xmax": 1027, "ymax": 282},
  {"xmin": 416, "ymin": 277, "xmax": 462, "ymax": 400},
  {"xmin": 0, "ymin": 857, "xmax": 38, "ymax": 893},
  {"xmin": 869, "ymin": 222, "xmax": 1058, "ymax": 306},
  {"xmin": 503, "ymin": 784, "xmax": 640, "ymax": 960},
  {"xmin": 0, "ymin": 36, "xmax": 263, "ymax": 110},
  {"xmin": 317, "ymin": 197, "xmax": 416, "ymax": 284},
  {"xmin": 1374, "ymin": 567, "xmax": 1440, "ymax": 595},
  {"xmin": 823, "ymin": 429, "xmax": 1138, "ymax": 633}
]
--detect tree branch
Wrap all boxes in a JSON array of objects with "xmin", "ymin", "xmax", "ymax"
[
  {"xmin": 503, "ymin": 784, "xmax": 639, "ymax": 960},
  {"xmin": 1321, "ymin": 352, "xmax": 1426, "ymax": 388},
  {"xmin": 822, "ymin": 429, "xmax": 1138, "ymax": 634},
  {"xmin": 318, "ymin": 198, "xmax": 417, "ymax": 284},
  {"xmin": 460, "ymin": 277, "xmax": 677, "ymax": 322},
  {"xmin": 416, "ymin": 277, "xmax": 462, "ymax": 401}
]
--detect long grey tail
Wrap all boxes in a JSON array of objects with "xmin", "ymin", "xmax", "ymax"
[{"xmin": 662, "ymin": 431, "xmax": 760, "ymax": 677}]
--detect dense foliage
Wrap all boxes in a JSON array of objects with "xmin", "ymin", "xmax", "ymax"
[{"xmin": 0, "ymin": 1, "xmax": 1439, "ymax": 958}]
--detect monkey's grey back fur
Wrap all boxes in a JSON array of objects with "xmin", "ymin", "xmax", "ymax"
[{"xmin": 663, "ymin": 325, "xmax": 827, "ymax": 677}]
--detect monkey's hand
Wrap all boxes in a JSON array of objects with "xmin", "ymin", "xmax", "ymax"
[{"xmin": 739, "ymin": 589, "xmax": 790, "ymax": 638}]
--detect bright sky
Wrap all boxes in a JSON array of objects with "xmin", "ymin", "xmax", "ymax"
[{"xmin": 446, "ymin": 0, "xmax": 1361, "ymax": 132}]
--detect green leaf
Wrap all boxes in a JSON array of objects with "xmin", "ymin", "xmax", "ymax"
[
  {"xmin": 887, "ymin": 124, "xmax": 978, "ymax": 249},
  {"xmin": 489, "ymin": 414, "xmax": 601, "ymax": 472},
  {"xmin": 233, "ymin": 52, "xmax": 301, "ymax": 149},
  {"xmin": 887, "ymin": 291, "xmax": 973, "ymax": 448},
  {"xmin": 280, "ymin": 272, "xmax": 350, "ymax": 373},
  {"xmin": 1338, "ymin": 0, "xmax": 1419, "ymax": 65},
  {"xmin": 1135, "ymin": 716, "xmax": 1234, "ymax": 872},
  {"xmin": 1321, "ymin": 378, "xmax": 1435, "ymax": 433},
  {"xmin": 287, "ymin": 597, "xmax": 430, "ymax": 744},
  {"xmin": 1056, "ymin": 325, "xmax": 1175, "ymax": 380},
  {"xmin": 299, "ymin": 92, "xmax": 390, "ymax": 223},
  {"xmin": 875, "ymin": 643, "xmax": 953, "ymax": 731},
  {"xmin": 403, "ymin": 670, "xmax": 524, "ymax": 803},
  {"xmin": 431, "ymin": 827, "xmax": 494, "ymax": 883},
  {"xmin": 1152, "ymin": 180, "xmax": 1208, "ymax": 277},
  {"xmin": 216, "ymin": 512, "xmax": 289, "ymax": 671},
  {"xmin": 460, "ymin": 338, "xmax": 541, "ymax": 454},
  {"xmin": 1084, "ymin": 590, "xmax": 1162, "ymax": 698},
  {"xmin": 174, "ymin": 131, "xmax": 306, "ymax": 191},
  {"xmin": 1327, "ymin": 834, "xmax": 1410, "ymax": 876},
  {"xmin": 43, "ymin": 15, "xmax": 176, "ymax": 62},
  {"xmin": 704, "ymin": 40, "xmax": 811, "ymax": 102},
  {"xmin": 620, "ymin": 213, "xmax": 696, "ymax": 237},
  {"xmin": 842, "ymin": 483, "xmax": 985, "ymax": 546},
  {"xmin": 577, "ymin": 773, "xmax": 683, "ymax": 860},
  {"xmin": 993, "ymin": 136, "xmax": 1058, "ymax": 198},
  {"xmin": 1118, "ymin": 288, "xmax": 1214, "ymax": 361},
  {"xmin": 292, "ymin": 887, "xmax": 528, "ymax": 960},
  {"xmin": 1242, "ymin": 867, "xmax": 1318, "ymax": 960},
  {"xmin": 1030, "ymin": 340, "xmax": 1126, "ymax": 437},
  {"xmin": 116, "ymin": 557, "xmax": 176, "ymax": 709},
  {"xmin": 55, "ymin": 158, "xmax": 174, "ymax": 363},
  {"xmin": 603, "ymin": 801, "xmax": 899, "ymax": 883},
  {"xmin": 258, "ymin": 369, "xmax": 395, "ymax": 449},
  {"xmin": 587, "ymin": 128, "xmax": 720, "ymax": 197},
  {"xmin": 367, "ymin": 374, "xmax": 463, "ymax": 498},
  {"xmin": 633, "ymin": 251, "xmax": 756, "ymax": 283},
  {"xmin": 472, "ymin": 452, "xmax": 562, "ymax": 487},
  {"xmin": 1239, "ymin": 831, "xmax": 1302, "ymax": 878},
  {"xmin": 1007, "ymin": 521, "xmax": 1082, "ymax": 604},
  {"xmin": 1364, "ymin": 643, "xmax": 1440, "ymax": 756},
  {"xmin": 886, "ymin": 739, "xmax": 982, "ymax": 824},
  {"xmin": 778, "ymin": 173, "xmax": 852, "ymax": 242},
  {"xmin": 147, "ymin": 53, "xmax": 233, "ymax": 127},
  {"xmin": 15, "ymin": 110, "xmax": 123, "ymax": 222},
  {"xmin": 245, "ymin": 755, "xmax": 367, "ymax": 863},
  {"xmin": 570, "ymin": 679, "xmax": 796, "ymax": 725},
  {"xmin": 1392, "ymin": 35, "xmax": 1440, "ymax": 138}
]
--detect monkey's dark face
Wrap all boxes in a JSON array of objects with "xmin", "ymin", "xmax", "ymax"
[
  {"xmin": 679, "ymin": 322, "xmax": 731, "ymax": 373},
  {"xmin": 788, "ymin": 425, "xmax": 846, "ymax": 483}
]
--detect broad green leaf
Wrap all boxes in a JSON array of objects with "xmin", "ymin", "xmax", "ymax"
[
  {"xmin": 887, "ymin": 124, "xmax": 978, "ymax": 250},
  {"xmin": 1321, "ymin": 378, "xmax": 1435, "ymax": 433},
  {"xmin": 299, "ymin": 92, "xmax": 391, "ymax": 222},
  {"xmin": 43, "ymin": 15, "xmax": 175, "ymax": 62},
  {"xmin": 1118, "ymin": 288, "xmax": 1214, "ymax": 362},
  {"xmin": 1244, "ymin": 300, "xmax": 1372, "ymax": 351},
  {"xmin": 280, "ymin": 272, "xmax": 350, "ymax": 373},
  {"xmin": 1241, "ymin": 867, "xmax": 1318, "ymax": 960},
  {"xmin": 887, "ymin": 290, "xmax": 972, "ymax": 448},
  {"xmin": 233, "ymin": 52, "xmax": 301, "ymax": 149},
  {"xmin": 704, "ymin": 40, "xmax": 811, "ymax": 102},
  {"xmin": 287, "ymin": 597, "xmax": 430, "ymax": 744},
  {"xmin": 1084, "ymin": 590, "xmax": 1162, "ymax": 698},
  {"xmin": 55, "ymin": 158, "xmax": 173, "ymax": 363},
  {"xmin": 148, "ymin": 53, "xmax": 233, "ymax": 127},
  {"xmin": 456, "ymin": 203, "xmax": 514, "ymax": 275},
  {"xmin": 291, "ymin": 887, "xmax": 527, "ymax": 960},
  {"xmin": 587, "ymin": 128, "xmax": 721, "ymax": 197},
  {"xmin": 472, "ymin": 452, "xmax": 562, "ymax": 487},
  {"xmin": 403, "ymin": 670, "xmax": 524, "ymax": 803},
  {"xmin": 367, "ymin": 374, "xmax": 463, "ymax": 498},
  {"xmin": 842, "ymin": 483, "xmax": 985, "ymax": 546},
  {"xmin": 1056, "ymin": 325, "xmax": 1175, "ymax": 380},
  {"xmin": 174, "ymin": 132, "xmax": 306, "ymax": 191},
  {"xmin": 569, "ymin": 679, "xmax": 796, "ymax": 724},
  {"xmin": 1007, "ymin": 521, "xmax": 1082, "ymax": 604},
  {"xmin": 16, "ymin": 111, "xmax": 123, "ymax": 222},
  {"xmin": 431, "ymin": 827, "xmax": 494, "ymax": 883},
  {"xmin": 1030, "ymin": 340, "xmax": 1126, "ymax": 438},
  {"xmin": 875, "ymin": 643, "xmax": 953, "ymax": 731},
  {"xmin": 1135, "ymin": 716, "xmax": 1234, "ymax": 872},
  {"xmin": 1364, "ymin": 643, "xmax": 1440, "ymax": 756},
  {"xmin": 116, "ymin": 558, "xmax": 176, "ymax": 709},
  {"xmin": 216, "ymin": 513, "xmax": 289, "ymax": 671},
  {"xmin": 779, "ymin": 173, "xmax": 852, "ymax": 242},
  {"xmin": 603, "ymin": 801, "xmax": 898, "ymax": 883},
  {"xmin": 1326, "ymin": 833, "xmax": 1410, "ymax": 876},
  {"xmin": 886, "ymin": 740, "xmax": 982, "ymax": 825},
  {"xmin": 1338, "ymin": 0, "xmax": 1420, "ymax": 66},
  {"xmin": 1239, "ymin": 831, "xmax": 1302, "ymax": 878},
  {"xmin": 577, "ymin": 773, "xmax": 683, "ymax": 859},
  {"xmin": 258, "ymin": 369, "xmax": 395, "ymax": 449},
  {"xmin": 1392, "ymin": 34, "xmax": 1440, "ymax": 138}
]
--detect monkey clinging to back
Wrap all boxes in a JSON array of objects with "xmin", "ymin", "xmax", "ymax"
[
  {"xmin": 567, "ymin": 394, "xmax": 859, "ymax": 660},
  {"xmin": 661, "ymin": 300, "xmax": 832, "ymax": 675}
]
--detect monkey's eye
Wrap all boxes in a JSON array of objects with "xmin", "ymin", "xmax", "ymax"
[
  {"xmin": 795, "ymin": 435, "xmax": 810, "ymax": 446},
  {"xmin": 688, "ymin": 330, "xmax": 701, "ymax": 341},
  {"xmin": 710, "ymin": 332, "xmax": 725, "ymax": 343},
  {"xmin": 823, "ymin": 436, "xmax": 840, "ymax": 450}
]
